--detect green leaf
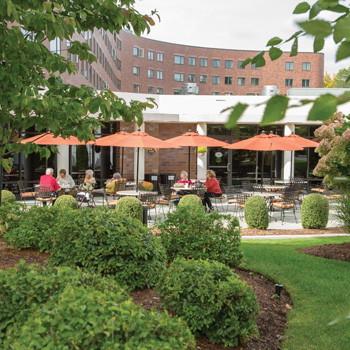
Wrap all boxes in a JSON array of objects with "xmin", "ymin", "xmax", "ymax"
[
  {"xmin": 269, "ymin": 47, "xmax": 283, "ymax": 61},
  {"xmin": 261, "ymin": 95, "xmax": 289, "ymax": 126},
  {"xmin": 285, "ymin": 30, "xmax": 303, "ymax": 43},
  {"xmin": 240, "ymin": 58, "xmax": 252, "ymax": 68},
  {"xmin": 309, "ymin": 2, "xmax": 323, "ymax": 19},
  {"xmin": 224, "ymin": 103, "xmax": 248, "ymax": 128},
  {"xmin": 333, "ymin": 15, "xmax": 350, "ymax": 43},
  {"xmin": 313, "ymin": 36, "xmax": 325, "ymax": 52},
  {"xmin": 88, "ymin": 98, "xmax": 100, "ymax": 113},
  {"xmin": 251, "ymin": 52, "xmax": 265, "ymax": 68},
  {"xmin": 298, "ymin": 19, "xmax": 332, "ymax": 38},
  {"xmin": 293, "ymin": 2, "xmax": 311, "ymax": 14},
  {"xmin": 290, "ymin": 37, "xmax": 298, "ymax": 57},
  {"xmin": 266, "ymin": 37, "xmax": 283, "ymax": 46},
  {"xmin": 336, "ymin": 41, "xmax": 350, "ymax": 61},
  {"xmin": 308, "ymin": 94, "xmax": 337, "ymax": 121}
]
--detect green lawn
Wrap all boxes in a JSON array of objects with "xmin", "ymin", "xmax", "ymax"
[{"xmin": 241, "ymin": 236, "xmax": 350, "ymax": 350}]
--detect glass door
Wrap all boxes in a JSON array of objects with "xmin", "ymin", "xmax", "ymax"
[{"xmin": 208, "ymin": 147, "xmax": 232, "ymax": 185}]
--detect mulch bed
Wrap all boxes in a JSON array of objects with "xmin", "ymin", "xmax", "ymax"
[
  {"xmin": 0, "ymin": 238, "xmax": 291, "ymax": 349},
  {"xmin": 300, "ymin": 242, "xmax": 350, "ymax": 262},
  {"xmin": 241, "ymin": 227, "xmax": 346, "ymax": 236}
]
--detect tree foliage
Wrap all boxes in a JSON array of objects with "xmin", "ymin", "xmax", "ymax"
[
  {"xmin": 334, "ymin": 67, "xmax": 350, "ymax": 88},
  {"xmin": 324, "ymin": 72, "xmax": 336, "ymax": 88},
  {"xmin": 0, "ymin": 0, "xmax": 157, "ymax": 171},
  {"xmin": 225, "ymin": 1, "xmax": 350, "ymax": 128}
]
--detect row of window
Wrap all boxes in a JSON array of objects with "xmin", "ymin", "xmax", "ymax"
[
  {"xmin": 133, "ymin": 47, "xmax": 164, "ymax": 62},
  {"xmin": 286, "ymin": 79, "xmax": 310, "ymax": 87},
  {"xmin": 286, "ymin": 62, "xmax": 311, "ymax": 71}
]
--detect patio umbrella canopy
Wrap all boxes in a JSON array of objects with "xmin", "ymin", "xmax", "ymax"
[
  {"xmin": 107, "ymin": 130, "xmax": 180, "ymax": 187},
  {"xmin": 95, "ymin": 130, "xmax": 129, "ymax": 177},
  {"xmin": 225, "ymin": 132, "xmax": 303, "ymax": 184},
  {"xmin": 283, "ymin": 132, "xmax": 319, "ymax": 179},
  {"xmin": 166, "ymin": 131, "xmax": 228, "ymax": 178},
  {"xmin": 21, "ymin": 132, "xmax": 94, "ymax": 146}
]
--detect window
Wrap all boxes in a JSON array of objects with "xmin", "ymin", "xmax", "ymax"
[
  {"xmin": 251, "ymin": 63, "xmax": 259, "ymax": 70},
  {"xmin": 157, "ymin": 70, "xmax": 163, "ymax": 80},
  {"xmin": 225, "ymin": 60, "xmax": 233, "ymax": 68},
  {"xmin": 238, "ymin": 61, "xmax": 245, "ymax": 69},
  {"xmin": 133, "ymin": 47, "xmax": 144, "ymax": 57},
  {"xmin": 117, "ymin": 38, "xmax": 122, "ymax": 50},
  {"xmin": 157, "ymin": 52, "xmax": 163, "ymax": 62},
  {"xmin": 188, "ymin": 57, "xmax": 196, "ymax": 66},
  {"xmin": 66, "ymin": 40, "xmax": 72, "ymax": 48},
  {"xmin": 117, "ymin": 79, "xmax": 121, "ymax": 90},
  {"xmin": 238, "ymin": 77, "xmax": 246, "ymax": 86},
  {"xmin": 200, "ymin": 75, "xmax": 207, "ymax": 83},
  {"xmin": 188, "ymin": 74, "xmax": 196, "ymax": 82},
  {"xmin": 212, "ymin": 59, "xmax": 220, "ymax": 68},
  {"xmin": 174, "ymin": 55, "xmax": 184, "ymax": 64},
  {"xmin": 212, "ymin": 92, "xmax": 220, "ymax": 95},
  {"xmin": 286, "ymin": 62, "xmax": 294, "ymax": 71},
  {"xmin": 133, "ymin": 66, "xmax": 140, "ymax": 76},
  {"xmin": 225, "ymin": 93, "xmax": 233, "ymax": 96},
  {"xmin": 302, "ymin": 79, "xmax": 310, "ymax": 87},
  {"xmin": 133, "ymin": 84, "xmax": 140, "ymax": 93},
  {"xmin": 212, "ymin": 76, "xmax": 220, "ymax": 84},
  {"xmin": 156, "ymin": 88, "xmax": 163, "ymax": 95},
  {"xmin": 285, "ymin": 79, "xmax": 293, "ymax": 87},
  {"xmin": 174, "ymin": 73, "xmax": 184, "ymax": 82},
  {"xmin": 116, "ymin": 58, "xmax": 121, "ymax": 71},
  {"xmin": 148, "ymin": 50, "xmax": 154, "ymax": 60},
  {"xmin": 302, "ymin": 62, "xmax": 311, "ymax": 71},
  {"xmin": 148, "ymin": 69, "xmax": 154, "ymax": 79},
  {"xmin": 251, "ymin": 78, "xmax": 259, "ymax": 86},
  {"xmin": 225, "ymin": 77, "xmax": 232, "ymax": 85},
  {"xmin": 174, "ymin": 89, "xmax": 182, "ymax": 95},
  {"xmin": 50, "ymin": 38, "xmax": 61, "ymax": 54},
  {"xmin": 200, "ymin": 58, "xmax": 208, "ymax": 67},
  {"xmin": 148, "ymin": 86, "xmax": 154, "ymax": 94}
]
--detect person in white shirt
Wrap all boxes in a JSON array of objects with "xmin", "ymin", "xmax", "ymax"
[{"xmin": 56, "ymin": 169, "xmax": 76, "ymax": 196}]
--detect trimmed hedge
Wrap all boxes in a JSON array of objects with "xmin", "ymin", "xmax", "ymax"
[
  {"xmin": 1, "ymin": 262, "xmax": 195, "ymax": 350},
  {"xmin": 0, "ymin": 202, "xmax": 27, "ymax": 236},
  {"xmin": 1, "ymin": 190, "xmax": 16, "ymax": 204},
  {"xmin": 244, "ymin": 195, "xmax": 269, "ymax": 230},
  {"xmin": 301, "ymin": 193, "xmax": 329, "ymax": 229},
  {"xmin": 178, "ymin": 194, "xmax": 203, "ymax": 209},
  {"xmin": 55, "ymin": 194, "xmax": 78, "ymax": 209},
  {"xmin": 115, "ymin": 196, "xmax": 143, "ymax": 222},
  {"xmin": 156, "ymin": 258, "xmax": 258, "ymax": 347},
  {"xmin": 49, "ymin": 208, "xmax": 167, "ymax": 291},
  {"xmin": 158, "ymin": 205, "xmax": 242, "ymax": 266}
]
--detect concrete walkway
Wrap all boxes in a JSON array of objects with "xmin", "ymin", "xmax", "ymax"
[{"xmin": 241, "ymin": 234, "xmax": 350, "ymax": 240}]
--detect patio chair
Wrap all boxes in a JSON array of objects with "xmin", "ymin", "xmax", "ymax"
[
  {"xmin": 241, "ymin": 181, "xmax": 253, "ymax": 192},
  {"xmin": 140, "ymin": 192, "xmax": 158, "ymax": 222},
  {"xmin": 17, "ymin": 181, "xmax": 36, "ymax": 203},
  {"xmin": 36, "ymin": 186, "xmax": 53, "ymax": 206},
  {"xmin": 192, "ymin": 187, "xmax": 206, "ymax": 199},
  {"xmin": 157, "ymin": 184, "xmax": 180, "ymax": 216},
  {"xmin": 102, "ymin": 190, "xmax": 119, "ymax": 209},
  {"xmin": 210, "ymin": 188, "xmax": 227, "ymax": 213},
  {"xmin": 271, "ymin": 191, "xmax": 297, "ymax": 225},
  {"xmin": 223, "ymin": 185, "xmax": 240, "ymax": 213},
  {"xmin": 236, "ymin": 193, "xmax": 250, "ymax": 220}
]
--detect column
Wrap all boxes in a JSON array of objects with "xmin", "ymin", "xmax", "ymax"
[
  {"xmin": 100, "ymin": 123, "xmax": 111, "ymax": 184},
  {"xmin": 197, "ymin": 123, "xmax": 207, "ymax": 180},
  {"xmin": 134, "ymin": 124, "xmax": 145, "ymax": 183},
  {"xmin": 283, "ymin": 123, "xmax": 295, "ymax": 181},
  {"xmin": 56, "ymin": 145, "xmax": 69, "ymax": 173}
]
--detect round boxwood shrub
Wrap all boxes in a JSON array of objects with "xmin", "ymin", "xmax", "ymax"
[
  {"xmin": 178, "ymin": 194, "xmax": 203, "ymax": 209},
  {"xmin": 54, "ymin": 195, "xmax": 78, "ymax": 209},
  {"xmin": 1, "ymin": 262, "xmax": 195, "ymax": 350},
  {"xmin": 244, "ymin": 195, "xmax": 269, "ymax": 230},
  {"xmin": 50, "ymin": 208, "xmax": 167, "ymax": 291},
  {"xmin": 1, "ymin": 190, "xmax": 16, "ymax": 204},
  {"xmin": 301, "ymin": 193, "xmax": 329, "ymax": 229},
  {"xmin": 156, "ymin": 258, "xmax": 258, "ymax": 347},
  {"xmin": 115, "ymin": 196, "xmax": 143, "ymax": 222},
  {"xmin": 158, "ymin": 205, "xmax": 242, "ymax": 267}
]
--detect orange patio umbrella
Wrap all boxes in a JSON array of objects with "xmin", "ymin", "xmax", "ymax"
[
  {"xmin": 21, "ymin": 132, "xmax": 94, "ymax": 146},
  {"xmin": 95, "ymin": 130, "xmax": 130, "ymax": 177},
  {"xmin": 225, "ymin": 131, "xmax": 303, "ymax": 184},
  {"xmin": 166, "ymin": 130, "xmax": 228, "ymax": 179},
  {"xmin": 283, "ymin": 132, "xmax": 320, "ymax": 179},
  {"xmin": 106, "ymin": 130, "xmax": 180, "ymax": 187}
]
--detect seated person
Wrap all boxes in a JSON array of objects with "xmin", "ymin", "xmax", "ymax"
[
  {"xmin": 39, "ymin": 168, "xmax": 60, "ymax": 204},
  {"xmin": 203, "ymin": 170, "xmax": 222, "ymax": 213},
  {"xmin": 174, "ymin": 170, "xmax": 193, "ymax": 202},
  {"xmin": 106, "ymin": 172, "xmax": 121, "ymax": 183},
  {"xmin": 56, "ymin": 169, "xmax": 76, "ymax": 197},
  {"xmin": 77, "ymin": 169, "xmax": 96, "ymax": 202},
  {"xmin": 105, "ymin": 172, "xmax": 125, "ymax": 195}
]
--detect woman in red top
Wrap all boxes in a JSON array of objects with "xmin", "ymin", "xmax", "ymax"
[{"xmin": 203, "ymin": 170, "xmax": 222, "ymax": 213}]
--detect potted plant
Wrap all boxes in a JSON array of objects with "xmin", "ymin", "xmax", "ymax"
[
  {"xmin": 197, "ymin": 146, "xmax": 208, "ymax": 157},
  {"xmin": 143, "ymin": 147, "xmax": 159, "ymax": 155}
]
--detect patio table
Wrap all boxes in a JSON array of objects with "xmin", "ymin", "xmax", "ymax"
[
  {"xmin": 243, "ymin": 191, "xmax": 283, "ymax": 198},
  {"xmin": 262, "ymin": 185, "xmax": 286, "ymax": 190},
  {"xmin": 116, "ymin": 190, "xmax": 157, "ymax": 197}
]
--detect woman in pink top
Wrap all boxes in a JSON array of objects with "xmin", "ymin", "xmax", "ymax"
[{"xmin": 203, "ymin": 170, "xmax": 222, "ymax": 213}]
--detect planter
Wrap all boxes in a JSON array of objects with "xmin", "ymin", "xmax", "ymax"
[
  {"xmin": 147, "ymin": 150, "xmax": 155, "ymax": 155},
  {"xmin": 198, "ymin": 152, "xmax": 206, "ymax": 156}
]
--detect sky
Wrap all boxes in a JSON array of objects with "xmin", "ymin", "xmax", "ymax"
[{"xmin": 134, "ymin": 0, "xmax": 350, "ymax": 75}]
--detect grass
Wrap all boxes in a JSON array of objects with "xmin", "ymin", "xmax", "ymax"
[{"xmin": 241, "ymin": 236, "xmax": 350, "ymax": 350}]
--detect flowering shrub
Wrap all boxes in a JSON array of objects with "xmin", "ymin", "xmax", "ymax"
[
  {"xmin": 140, "ymin": 181, "xmax": 154, "ymax": 191},
  {"xmin": 313, "ymin": 112, "xmax": 350, "ymax": 188}
]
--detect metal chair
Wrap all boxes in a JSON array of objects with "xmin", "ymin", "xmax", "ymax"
[
  {"xmin": 242, "ymin": 181, "xmax": 253, "ymax": 192},
  {"xmin": 271, "ymin": 191, "xmax": 297, "ymax": 224},
  {"xmin": 140, "ymin": 192, "xmax": 158, "ymax": 222},
  {"xmin": 17, "ymin": 181, "xmax": 36, "ymax": 203},
  {"xmin": 223, "ymin": 185, "xmax": 239, "ymax": 213},
  {"xmin": 157, "ymin": 184, "xmax": 180, "ymax": 217},
  {"xmin": 36, "ymin": 186, "xmax": 53, "ymax": 206},
  {"xmin": 236, "ymin": 193, "xmax": 250, "ymax": 219},
  {"xmin": 102, "ymin": 189, "xmax": 119, "ymax": 209}
]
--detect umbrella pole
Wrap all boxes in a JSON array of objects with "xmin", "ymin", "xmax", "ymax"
[
  {"xmin": 261, "ymin": 151, "xmax": 264, "ymax": 186},
  {"xmin": 121, "ymin": 147, "xmax": 124, "ymax": 178},
  {"xmin": 270, "ymin": 151, "xmax": 273, "ymax": 185},
  {"xmin": 290, "ymin": 150, "xmax": 293, "ymax": 181},
  {"xmin": 188, "ymin": 146, "xmax": 191, "ymax": 180},
  {"xmin": 136, "ymin": 147, "xmax": 139, "ymax": 191},
  {"xmin": 255, "ymin": 151, "xmax": 258, "ymax": 184}
]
